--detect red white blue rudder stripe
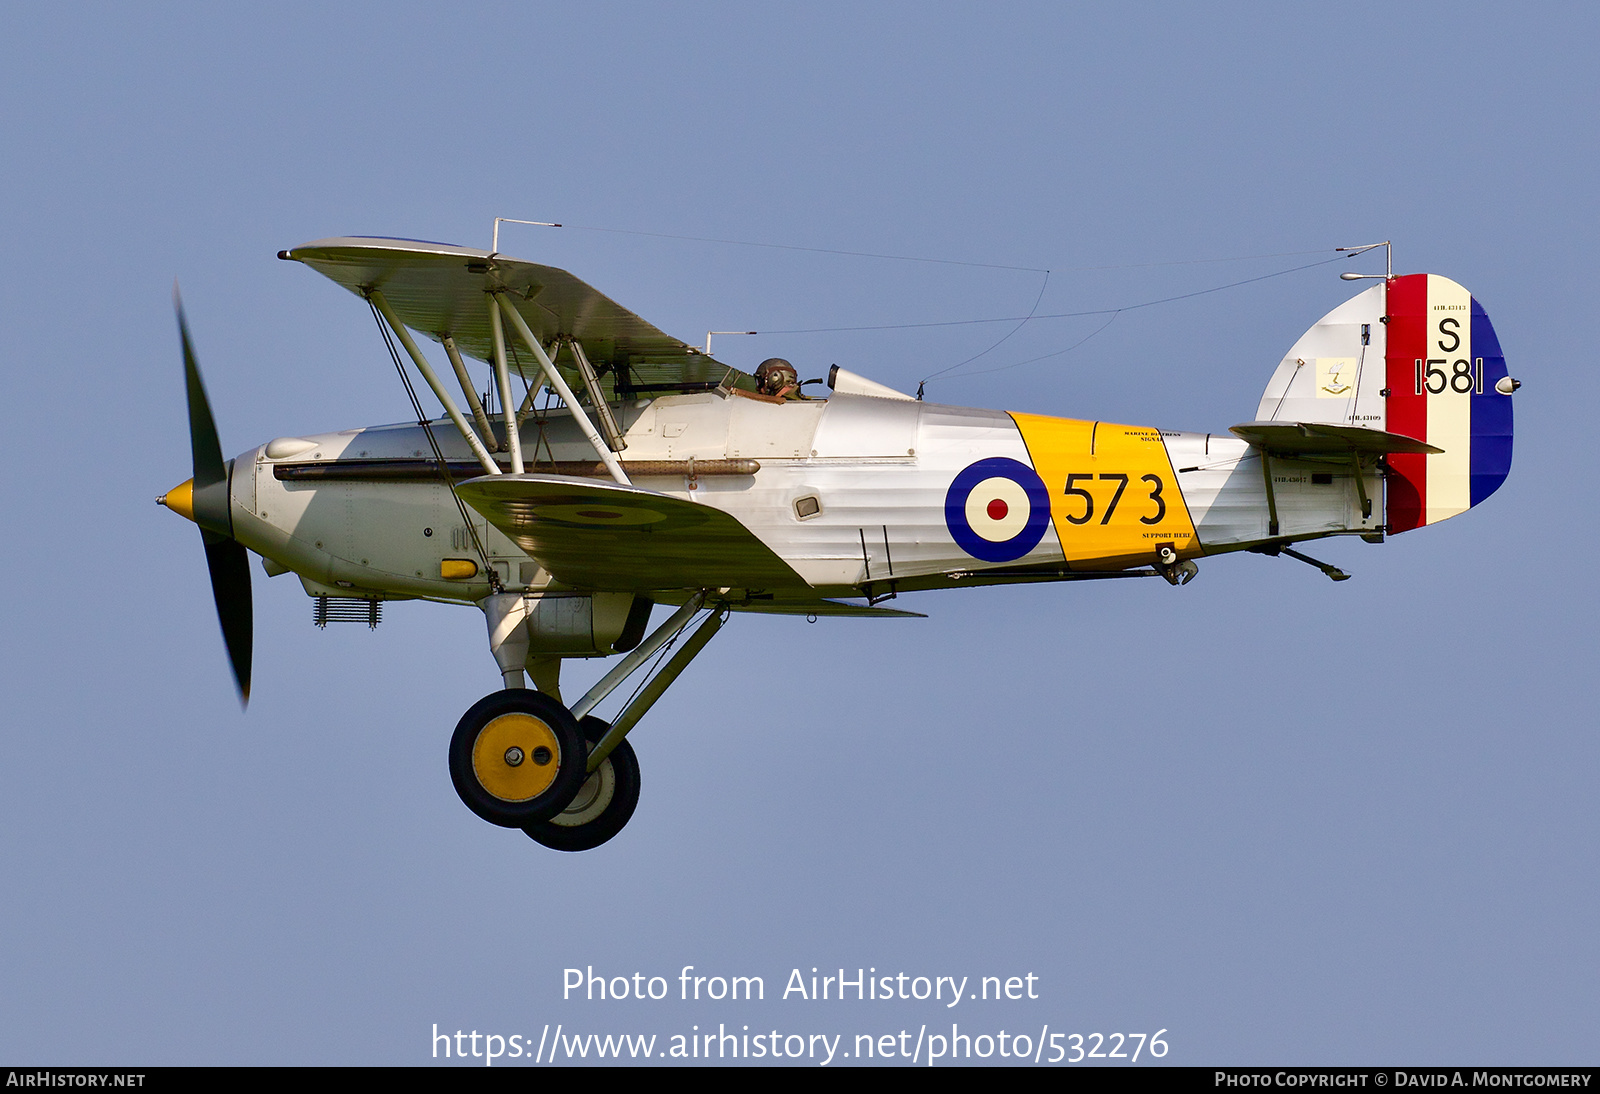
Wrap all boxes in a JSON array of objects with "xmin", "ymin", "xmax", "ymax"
[{"xmin": 1384, "ymin": 274, "xmax": 1514, "ymax": 533}]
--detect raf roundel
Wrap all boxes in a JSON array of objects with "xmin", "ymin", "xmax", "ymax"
[{"xmin": 944, "ymin": 457, "xmax": 1052, "ymax": 563}]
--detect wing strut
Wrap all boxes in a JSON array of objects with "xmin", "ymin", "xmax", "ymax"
[
  {"xmin": 484, "ymin": 296, "xmax": 525, "ymax": 473},
  {"xmin": 368, "ymin": 290, "xmax": 501, "ymax": 476},
  {"xmin": 567, "ymin": 337, "xmax": 627, "ymax": 453},
  {"xmin": 1260, "ymin": 449, "xmax": 1279, "ymax": 538},
  {"xmin": 441, "ymin": 335, "xmax": 499, "ymax": 453},
  {"xmin": 493, "ymin": 292, "xmax": 631, "ymax": 486}
]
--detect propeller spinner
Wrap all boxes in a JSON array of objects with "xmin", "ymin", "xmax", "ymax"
[{"xmin": 159, "ymin": 289, "xmax": 253, "ymax": 704}]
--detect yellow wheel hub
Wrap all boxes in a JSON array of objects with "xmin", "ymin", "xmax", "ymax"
[{"xmin": 471, "ymin": 713, "xmax": 563, "ymax": 802}]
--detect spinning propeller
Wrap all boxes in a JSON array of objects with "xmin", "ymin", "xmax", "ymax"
[{"xmin": 159, "ymin": 289, "xmax": 253, "ymax": 704}]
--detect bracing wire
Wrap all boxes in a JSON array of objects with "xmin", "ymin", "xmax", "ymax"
[{"xmin": 367, "ymin": 298, "xmax": 500, "ymax": 591}]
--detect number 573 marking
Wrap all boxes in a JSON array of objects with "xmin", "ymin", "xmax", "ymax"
[{"xmin": 1062, "ymin": 472, "xmax": 1166, "ymax": 525}]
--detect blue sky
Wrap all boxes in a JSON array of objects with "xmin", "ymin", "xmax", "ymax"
[{"xmin": 2, "ymin": 2, "xmax": 1595, "ymax": 1065}]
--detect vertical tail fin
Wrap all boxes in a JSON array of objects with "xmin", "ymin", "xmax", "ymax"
[{"xmin": 1256, "ymin": 274, "xmax": 1515, "ymax": 534}]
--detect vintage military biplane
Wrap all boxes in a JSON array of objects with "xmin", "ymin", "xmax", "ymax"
[{"xmin": 161, "ymin": 237, "xmax": 1516, "ymax": 850}]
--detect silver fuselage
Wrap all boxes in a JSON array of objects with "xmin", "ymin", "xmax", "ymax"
[{"xmin": 227, "ymin": 391, "xmax": 1375, "ymax": 609}]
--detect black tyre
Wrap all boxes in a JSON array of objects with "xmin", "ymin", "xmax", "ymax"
[
  {"xmin": 449, "ymin": 690, "xmax": 587, "ymax": 827},
  {"xmin": 523, "ymin": 716, "xmax": 641, "ymax": 852}
]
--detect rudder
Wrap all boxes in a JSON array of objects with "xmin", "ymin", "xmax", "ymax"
[{"xmin": 1384, "ymin": 274, "xmax": 1513, "ymax": 532}]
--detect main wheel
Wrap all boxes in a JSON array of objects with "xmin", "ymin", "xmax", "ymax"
[
  {"xmin": 523, "ymin": 716, "xmax": 641, "ymax": 852},
  {"xmin": 449, "ymin": 690, "xmax": 587, "ymax": 827}
]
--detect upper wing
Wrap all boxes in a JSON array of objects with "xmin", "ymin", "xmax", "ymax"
[
  {"xmin": 280, "ymin": 236, "xmax": 751, "ymax": 398},
  {"xmin": 455, "ymin": 474, "xmax": 810, "ymax": 592}
]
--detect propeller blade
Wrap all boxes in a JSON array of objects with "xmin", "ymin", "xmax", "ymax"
[
  {"xmin": 176, "ymin": 287, "xmax": 227, "ymax": 493},
  {"xmin": 204, "ymin": 533, "xmax": 254, "ymax": 704},
  {"xmin": 175, "ymin": 284, "xmax": 254, "ymax": 707}
]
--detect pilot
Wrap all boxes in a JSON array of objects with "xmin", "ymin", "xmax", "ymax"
[{"xmin": 754, "ymin": 358, "xmax": 803, "ymax": 400}]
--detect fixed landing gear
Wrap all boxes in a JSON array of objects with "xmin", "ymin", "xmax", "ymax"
[
  {"xmin": 522, "ymin": 717, "xmax": 641, "ymax": 852},
  {"xmin": 452, "ymin": 594, "xmax": 730, "ymax": 850},
  {"xmin": 448, "ymin": 690, "xmax": 588, "ymax": 827}
]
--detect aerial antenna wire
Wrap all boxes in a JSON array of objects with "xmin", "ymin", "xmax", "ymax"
[
  {"xmin": 950, "ymin": 311, "xmax": 1124, "ymax": 381},
  {"xmin": 762, "ymin": 252, "xmax": 1351, "ymax": 339},
  {"xmin": 490, "ymin": 217, "xmax": 1356, "ymax": 385},
  {"xmin": 506, "ymin": 217, "xmax": 1339, "ymax": 275},
  {"xmin": 917, "ymin": 269, "xmax": 1051, "ymax": 394},
  {"xmin": 917, "ymin": 252, "xmax": 1354, "ymax": 388},
  {"xmin": 530, "ymin": 222, "xmax": 1047, "ymax": 273}
]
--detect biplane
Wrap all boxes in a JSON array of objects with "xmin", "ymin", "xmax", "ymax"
[{"xmin": 160, "ymin": 237, "xmax": 1516, "ymax": 850}]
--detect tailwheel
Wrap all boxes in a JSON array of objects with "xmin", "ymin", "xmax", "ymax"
[
  {"xmin": 523, "ymin": 717, "xmax": 641, "ymax": 852},
  {"xmin": 449, "ymin": 690, "xmax": 587, "ymax": 827}
]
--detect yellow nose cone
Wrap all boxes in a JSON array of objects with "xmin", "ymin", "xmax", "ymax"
[{"xmin": 160, "ymin": 479, "xmax": 196, "ymax": 523}]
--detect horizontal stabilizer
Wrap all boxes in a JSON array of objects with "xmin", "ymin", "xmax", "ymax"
[
  {"xmin": 1230, "ymin": 421, "xmax": 1443, "ymax": 455},
  {"xmin": 455, "ymin": 474, "xmax": 809, "ymax": 592}
]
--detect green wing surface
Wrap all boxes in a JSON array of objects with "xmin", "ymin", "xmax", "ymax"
[{"xmin": 455, "ymin": 474, "xmax": 809, "ymax": 593}]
